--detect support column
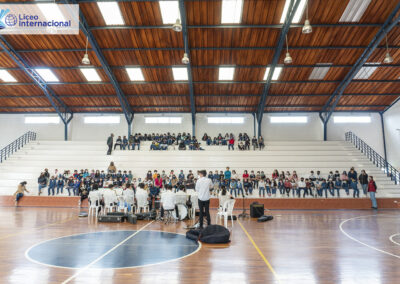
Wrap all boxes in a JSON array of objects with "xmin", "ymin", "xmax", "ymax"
[
  {"xmin": 252, "ymin": 113, "xmax": 256, "ymax": 137},
  {"xmin": 128, "ymin": 121, "xmax": 132, "ymax": 137},
  {"xmin": 64, "ymin": 114, "xmax": 73, "ymax": 141},
  {"xmin": 192, "ymin": 115, "xmax": 196, "ymax": 137},
  {"xmin": 380, "ymin": 112, "xmax": 389, "ymax": 175},
  {"xmin": 323, "ymin": 121, "xmax": 328, "ymax": 141},
  {"xmin": 257, "ymin": 118, "xmax": 262, "ymax": 138}
]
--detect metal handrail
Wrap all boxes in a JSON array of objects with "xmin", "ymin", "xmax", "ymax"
[
  {"xmin": 0, "ymin": 131, "xmax": 37, "ymax": 163},
  {"xmin": 345, "ymin": 131, "xmax": 399, "ymax": 185}
]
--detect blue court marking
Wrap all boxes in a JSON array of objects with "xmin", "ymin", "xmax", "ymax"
[{"xmin": 26, "ymin": 230, "xmax": 200, "ymax": 269}]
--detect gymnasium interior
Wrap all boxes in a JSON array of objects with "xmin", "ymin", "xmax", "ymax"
[{"xmin": 0, "ymin": 0, "xmax": 400, "ymax": 283}]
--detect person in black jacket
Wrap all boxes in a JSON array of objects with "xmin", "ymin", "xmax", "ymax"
[
  {"xmin": 348, "ymin": 167, "xmax": 359, "ymax": 198},
  {"xmin": 107, "ymin": 133, "xmax": 114, "ymax": 155},
  {"xmin": 38, "ymin": 173, "xmax": 47, "ymax": 196},
  {"xmin": 359, "ymin": 170, "xmax": 369, "ymax": 196}
]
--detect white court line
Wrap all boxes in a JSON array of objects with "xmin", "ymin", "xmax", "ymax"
[
  {"xmin": 62, "ymin": 221, "xmax": 154, "ymax": 284},
  {"xmin": 389, "ymin": 233, "xmax": 400, "ymax": 246},
  {"xmin": 339, "ymin": 214, "xmax": 400, "ymax": 259}
]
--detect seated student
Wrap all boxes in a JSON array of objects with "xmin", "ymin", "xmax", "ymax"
[
  {"xmin": 237, "ymin": 179, "xmax": 244, "ymax": 196},
  {"xmin": 327, "ymin": 171, "xmax": 334, "ymax": 181},
  {"xmin": 320, "ymin": 179, "xmax": 328, "ymax": 198},
  {"xmin": 334, "ymin": 178, "xmax": 342, "ymax": 196},
  {"xmin": 266, "ymin": 178, "xmax": 273, "ymax": 197},
  {"xmin": 38, "ymin": 173, "xmax": 47, "ymax": 196},
  {"xmin": 327, "ymin": 179, "xmax": 335, "ymax": 197},
  {"xmin": 108, "ymin": 162, "xmax": 116, "ymax": 174},
  {"xmin": 230, "ymin": 179, "xmax": 237, "ymax": 198},
  {"xmin": 271, "ymin": 179, "xmax": 277, "ymax": 197},
  {"xmin": 290, "ymin": 178, "xmax": 297, "ymax": 197},
  {"xmin": 334, "ymin": 170, "xmax": 340, "ymax": 181},
  {"xmin": 170, "ymin": 175, "xmax": 178, "ymax": 191},
  {"xmin": 114, "ymin": 136, "xmax": 122, "ymax": 150},
  {"xmin": 278, "ymin": 179, "xmax": 285, "ymax": 195},
  {"xmin": 56, "ymin": 176, "xmax": 64, "ymax": 195},
  {"xmin": 251, "ymin": 136, "xmax": 258, "ymax": 150},
  {"xmin": 218, "ymin": 186, "xmax": 234, "ymax": 210},
  {"xmin": 160, "ymin": 138, "xmax": 168, "ymax": 150},
  {"xmin": 298, "ymin": 177, "xmax": 306, "ymax": 198},
  {"xmin": 202, "ymin": 133, "xmax": 208, "ymax": 141},
  {"xmin": 243, "ymin": 178, "xmax": 252, "ymax": 196},
  {"xmin": 14, "ymin": 181, "xmax": 29, "ymax": 206},
  {"xmin": 309, "ymin": 171, "xmax": 316, "ymax": 182},
  {"xmin": 150, "ymin": 141, "xmax": 160, "ymax": 150},
  {"xmin": 228, "ymin": 135, "xmax": 235, "ymax": 151},
  {"xmin": 178, "ymin": 141, "xmax": 186, "ymax": 150},
  {"xmin": 258, "ymin": 178, "xmax": 266, "ymax": 197},
  {"xmin": 122, "ymin": 136, "xmax": 128, "ymax": 150},
  {"xmin": 133, "ymin": 134, "xmax": 141, "ymax": 150},
  {"xmin": 258, "ymin": 136, "xmax": 265, "ymax": 150},
  {"xmin": 48, "ymin": 176, "xmax": 56, "ymax": 196},
  {"xmin": 160, "ymin": 185, "xmax": 178, "ymax": 220},
  {"xmin": 238, "ymin": 142, "xmax": 245, "ymax": 150},
  {"xmin": 244, "ymin": 137, "xmax": 250, "ymax": 150},
  {"xmin": 206, "ymin": 136, "xmax": 212, "ymax": 146},
  {"xmin": 284, "ymin": 178, "xmax": 292, "ymax": 197},
  {"xmin": 128, "ymin": 135, "xmax": 134, "ymax": 150},
  {"xmin": 73, "ymin": 179, "xmax": 80, "ymax": 196}
]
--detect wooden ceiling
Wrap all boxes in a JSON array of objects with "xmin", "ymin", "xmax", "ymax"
[{"xmin": 0, "ymin": 0, "xmax": 399, "ymax": 114}]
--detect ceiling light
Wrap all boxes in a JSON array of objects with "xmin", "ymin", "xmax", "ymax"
[
  {"xmin": 302, "ymin": 0, "xmax": 312, "ymax": 34},
  {"xmin": 221, "ymin": 0, "xmax": 244, "ymax": 24},
  {"xmin": 80, "ymin": 68, "xmax": 102, "ymax": 82},
  {"xmin": 284, "ymin": 35, "xmax": 292, "ymax": 64},
  {"xmin": 383, "ymin": 35, "xmax": 394, "ymax": 64},
  {"xmin": 172, "ymin": 19, "xmax": 182, "ymax": 32},
  {"xmin": 34, "ymin": 68, "xmax": 59, "ymax": 82},
  {"xmin": 218, "ymin": 67, "xmax": 235, "ymax": 80},
  {"xmin": 159, "ymin": 1, "xmax": 180, "ymax": 24},
  {"xmin": 280, "ymin": 0, "xmax": 307, "ymax": 24},
  {"xmin": 82, "ymin": 36, "xmax": 90, "ymax": 65},
  {"xmin": 182, "ymin": 53, "xmax": 190, "ymax": 64},
  {"xmin": 172, "ymin": 67, "xmax": 188, "ymax": 80},
  {"xmin": 263, "ymin": 67, "xmax": 283, "ymax": 81},
  {"xmin": 339, "ymin": 0, "xmax": 371, "ymax": 22},
  {"xmin": 126, "ymin": 67, "xmax": 145, "ymax": 81},
  {"xmin": 0, "ymin": 70, "xmax": 17, "ymax": 82},
  {"xmin": 97, "ymin": 2, "xmax": 124, "ymax": 25}
]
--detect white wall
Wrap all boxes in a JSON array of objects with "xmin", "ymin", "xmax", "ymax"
[
  {"xmin": 327, "ymin": 112, "xmax": 384, "ymax": 157},
  {"xmin": 261, "ymin": 113, "xmax": 323, "ymax": 141},
  {"xmin": 384, "ymin": 100, "xmax": 400, "ymax": 169}
]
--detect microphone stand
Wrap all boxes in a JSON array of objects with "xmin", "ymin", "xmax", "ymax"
[{"xmin": 238, "ymin": 186, "xmax": 249, "ymax": 218}]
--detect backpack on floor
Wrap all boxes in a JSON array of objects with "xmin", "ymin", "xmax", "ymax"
[
  {"xmin": 199, "ymin": 225, "xmax": 230, "ymax": 244},
  {"xmin": 257, "ymin": 215, "xmax": 274, "ymax": 222}
]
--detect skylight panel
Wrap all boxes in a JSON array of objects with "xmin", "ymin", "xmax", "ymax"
[
  {"xmin": 172, "ymin": 67, "xmax": 188, "ymax": 80},
  {"xmin": 221, "ymin": 0, "xmax": 244, "ymax": 24},
  {"xmin": 270, "ymin": 116, "xmax": 308, "ymax": 123},
  {"xmin": 218, "ymin": 67, "xmax": 235, "ymax": 80},
  {"xmin": 353, "ymin": 63, "xmax": 379, "ymax": 80},
  {"xmin": 334, "ymin": 116, "xmax": 371, "ymax": 123},
  {"xmin": 37, "ymin": 3, "xmax": 66, "ymax": 22},
  {"xmin": 339, "ymin": 0, "xmax": 371, "ymax": 22},
  {"xmin": 308, "ymin": 63, "xmax": 332, "ymax": 80},
  {"xmin": 0, "ymin": 70, "xmax": 17, "ymax": 82},
  {"xmin": 126, "ymin": 67, "xmax": 145, "ymax": 81},
  {"xmin": 280, "ymin": 0, "xmax": 307, "ymax": 24},
  {"xmin": 25, "ymin": 116, "xmax": 60, "ymax": 124},
  {"xmin": 159, "ymin": 1, "xmax": 181, "ymax": 24},
  {"xmin": 97, "ymin": 2, "xmax": 124, "ymax": 25},
  {"xmin": 34, "ymin": 68, "xmax": 59, "ymax": 82},
  {"xmin": 263, "ymin": 67, "xmax": 283, "ymax": 81},
  {"xmin": 80, "ymin": 68, "xmax": 102, "ymax": 82}
]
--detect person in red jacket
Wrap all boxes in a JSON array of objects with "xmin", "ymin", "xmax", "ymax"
[
  {"xmin": 228, "ymin": 135, "xmax": 235, "ymax": 151},
  {"xmin": 368, "ymin": 176, "xmax": 377, "ymax": 209}
]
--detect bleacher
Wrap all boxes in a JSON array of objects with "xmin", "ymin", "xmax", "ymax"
[{"xmin": 0, "ymin": 139, "xmax": 399, "ymax": 198}]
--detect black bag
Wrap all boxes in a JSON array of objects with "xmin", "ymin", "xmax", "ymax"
[
  {"xmin": 257, "ymin": 215, "xmax": 274, "ymax": 222},
  {"xmin": 186, "ymin": 228, "xmax": 202, "ymax": 241},
  {"xmin": 228, "ymin": 215, "xmax": 237, "ymax": 221},
  {"xmin": 127, "ymin": 213, "xmax": 137, "ymax": 224},
  {"xmin": 98, "ymin": 215, "xmax": 124, "ymax": 223},
  {"xmin": 136, "ymin": 213, "xmax": 146, "ymax": 220},
  {"xmin": 250, "ymin": 202, "xmax": 264, "ymax": 218},
  {"xmin": 199, "ymin": 225, "xmax": 230, "ymax": 244}
]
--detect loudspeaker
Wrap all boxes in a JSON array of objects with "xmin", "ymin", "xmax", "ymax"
[
  {"xmin": 98, "ymin": 215, "xmax": 124, "ymax": 223},
  {"xmin": 250, "ymin": 202, "xmax": 264, "ymax": 218}
]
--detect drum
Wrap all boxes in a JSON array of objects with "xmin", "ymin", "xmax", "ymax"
[{"xmin": 173, "ymin": 204, "xmax": 188, "ymax": 220}]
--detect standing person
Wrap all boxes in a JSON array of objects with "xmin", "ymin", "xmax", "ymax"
[
  {"xmin": 228, "ymin": 135, "xmax": 235, "ymax": 151},
  {"xmin": 14, "ymin": 181, "xmax": 29, "ymax": 206},
  {"xmin": 195, "ymin": 170, "xmax": 213, "ymax": 229},
  {"xmin": 368, "ymin": 176, "xmax": 378, "ymax": 209},
  {"xmin": 359, "ymin": 170, "xmax": 369, "ymax": 196},
  {"xmin": 107, "ymin": 133, "xmax": 114, "ymax": 155}
]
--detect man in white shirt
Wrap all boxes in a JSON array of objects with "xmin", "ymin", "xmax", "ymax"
[
  {"xmin": 160, "ymin": 185, "xmax": 178, "ymax": 219},
  {"xmin": 195, "ymin": 170, "xmax": 213, "ymax": 229}
]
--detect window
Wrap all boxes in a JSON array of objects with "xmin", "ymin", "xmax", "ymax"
[
  {"xmin": 97, "ymin": 2, "xmax": 124, "ymax": 25},
  {"xmin": 353, "ymin": 63, "xmax": 379, "ymax": 80},
  {"xmin": 308, "ymin": 63, "xmax": 332, "ymax": 80},
  {"xmin": 263, "ymin": 67, "xmax": 283, "ymax": 81},
  {"xmin": 34, "ymin": 68, "xmax": 59, "ymax": 82},
  {"xmin": 84, "ymin": 116, "xmax": 121, "ymax": 124},
  {"xmin": 126, "ymin": 67, "xmax": 145, "ymax": 81},
  {"xmin": 80, "ymin": 68, "xmax": 102, "ymax": 82},
  {"xmin": 208, "ymin": 117, "xmax": 244, "ymax": 124},
  {"xmin": 270, "ymin": 116, "xmax": 308, "ymax": 123},
  {"xmin": 221, "ymin": 0, "xmax": 243, "ymax": 24},
  {"xmin": 25, "ymin": 116, "xmax": 60, "ymax": 124},
  {"xmin": 145, "ymin": 117, "xmax": 182, "ymax": 124},
  {"xmin": 218, "ymin": 67, "xmax": 235, "ymax": 80},
  {"xmin": 339, "ymin": 0, "xmax": 371, "ymax": 22},
  {"xmin": 280, "ymin": 0, "xmax": 307, "ymax": 24},
  {"xmin": 0, "ymin": 70, "xmax": 17, "ymax": 82},
  {"xmin": 333, "ymin": 116, "xmax": 371, "ymax": 123},
  {"xmin": 37, "ymin": 3, "xmax": 66, "ymax": 22},
  {"xmin": 159, "ymin": 1, "xmax": 180, "ymax": 24},
  {"xmin": 172, "ymin": 67, "xmax": 188, "ymax": 81}
]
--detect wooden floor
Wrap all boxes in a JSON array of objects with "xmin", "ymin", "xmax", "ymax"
[{"xmin": 1, "ymin": 207, "xmax": 400, "ymax": 284}]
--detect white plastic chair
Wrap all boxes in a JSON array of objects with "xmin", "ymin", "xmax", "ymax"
[
  {"xmin": 136, "ymin": 192, "xmax": 149, "ymax": 213},
  {"xmin": 123, "ymin": 190, "xmax": 135, "ymax": 213},
  {"xmin": 117, "ymin": 195, "xmax": 128, "ymax": 213},
  {"xmin": 88, "ymin": 191, "xmax": 101, "ymax": 217},
  {"xmin": 115, "ymin": 188, "xmax": 123, "ymax": 196},
  {"xmin": 103, "ymin": 191, "xmax": 117, "ymax": 214},
  {"xmin": 175, "ymin": 192, "xmax": 188, "ymax": 204},
  {"xmin": 216, "ymin": 199, "xmax": 236, "ymax": 228},
  {"xmin": 188, "ymin": 193, "xmax": 198, "ymax": 220}
]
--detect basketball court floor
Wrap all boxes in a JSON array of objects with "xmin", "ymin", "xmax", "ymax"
[{"xmin": 1, "ymin": 207, "xmax": 400, "ymax": 284}]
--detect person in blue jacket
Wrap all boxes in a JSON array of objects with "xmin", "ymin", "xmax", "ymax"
[
  {"xmin": 56, "ymin": 176, "xmax": 64, "ymax": 195},
  {"xmin": 48, "ymin": 176, "xmax": 56, "ymax": 196},
  {"xmin": 348, "ymin": 167, "xmax": 359, "ymax": 198},
  {"xmin": 73, "ymin": 179, "xmax": 81, "ymax": 196}
]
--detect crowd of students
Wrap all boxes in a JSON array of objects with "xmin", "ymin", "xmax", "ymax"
[
  {"xmin": 106, "ymin": 132, "xmax": 266, "ymax": 153},
  {"xmin": 29, "ymin": 164, "xmax": 378, "ymax": 209}
]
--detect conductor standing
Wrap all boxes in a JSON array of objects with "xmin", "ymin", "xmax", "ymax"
[
  {"xmin": 196, "ymin": 170, "xmax": 213, "ymax": 229},
  {"xmin": 107, "ymin": 133, "xmax": 114, "ymax": 155}
]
